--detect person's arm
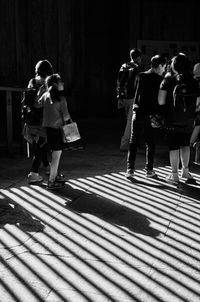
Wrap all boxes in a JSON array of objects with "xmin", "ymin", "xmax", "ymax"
[
  {"xmin": 132, "ymin": 74, "xmax": 140, "ymax": 109},
  {"xmin": 190, "ymin": 126, "xmax": 200, "ymax": 145},
  {"xmin": 27, "ymin": 78, "xmax": 35, "ymax": 89},
  {"xmin": 60, "ymin": 97, "xmax": 71, "ymax": 123},
  {"xmin": 34, "ymin": 92, "xmax": 45, "ymax": 108},
  {"xmin": 196, "ymin": 96, "xmax": 200, "ymax": 112}
]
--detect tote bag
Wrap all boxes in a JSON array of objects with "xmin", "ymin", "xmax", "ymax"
[{"xmin": 62, "ymin": 122, "xmax": 81, "ymax": 143}]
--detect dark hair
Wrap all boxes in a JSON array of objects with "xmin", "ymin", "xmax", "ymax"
[
  {"xmin": 171, "ymin": 53, "xmax": 191, "ymax": 74},
  {"xmin": 35, "ymin": 60, "xmax": 53, "ymax": 78},
  {"xmin": 151, "ymin": 55, "xmax": 167, "ymax": 68},
  {"xmin": 46, "ymin": 73, "xmax": 61, "ymax": 87},
  {"xmin": 130, "ymin": 48, "xmax": 142, "ymax": 60},
  {"xmin": 46, "ymin": 73, "xmax": 62, "ymax": 102}
]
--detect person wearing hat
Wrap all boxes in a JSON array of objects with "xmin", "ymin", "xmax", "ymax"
[{"xmin": 117, "ymin": 48, "xmax": 144, "ymax": 151}]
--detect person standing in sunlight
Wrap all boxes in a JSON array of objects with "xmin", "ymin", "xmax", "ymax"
[
  {"xmin": 35, "ymin": 74, "xmax": 72, "ymax": 190},
  {"xmin": 158, "ymin": 53, "xmax": 199, "ymax": 183},
  {"xmin": 125, "ymin": 55, "xmax": 167, "ymax": 179}
]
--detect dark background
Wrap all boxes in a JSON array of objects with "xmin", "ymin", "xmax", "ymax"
[{"xmin": 0, "ymin": 0, "xmax": 200, "ymax": 148}]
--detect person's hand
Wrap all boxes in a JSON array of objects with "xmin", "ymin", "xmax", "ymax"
[
  {"xmin": 193, "ymin": 141, "xmax": 200, "ymax": 148},
  {"xmin": 64, "ymin": 118, "xmax": 73, "ymax": 125}
]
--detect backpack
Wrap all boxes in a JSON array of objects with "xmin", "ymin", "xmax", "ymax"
[
  {"xmin": 116, "ymin": 62, "xmax": 138, "ymax": 99},
  {"xmin": 172, "ymin": 76, "xmax": 199, "ymax": 127},
  {"xmin": 21, "ymin": 79, "xmax": 43, "ymax": 126}
]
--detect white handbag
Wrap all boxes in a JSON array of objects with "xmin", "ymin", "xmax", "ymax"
[{"xmin": 62, "ymin": 122, "xmax": 81, "ymax": 143}]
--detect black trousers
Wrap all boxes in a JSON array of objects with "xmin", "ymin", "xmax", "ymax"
[
  {"xmin": 31, "ymin": 137, "xmax": 49, "ymax": 173},
  {"xmin": 127, "ymin": 110, "xmax": 155, "ymax": 171}
]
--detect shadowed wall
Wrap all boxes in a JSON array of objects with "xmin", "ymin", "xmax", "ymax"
[{"xmin": 0, "ymin": 0, "xmax": 200, "ymax": 118}]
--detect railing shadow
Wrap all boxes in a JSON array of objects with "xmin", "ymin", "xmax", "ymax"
[{"xmin": 1, "ymin": 174, "xmax": 200, "ymax": 301}]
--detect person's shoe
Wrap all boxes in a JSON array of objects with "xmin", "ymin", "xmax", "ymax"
[
  {"xmin": 47, "ymin": 180, "xmax": 65, "ymax": 190},
  {"xmin": 145, "ymin": 170, "xmax": 157, "ymax": 178},
  {"xmin": 55, "ymin": 173, "xmax": 66, "ymax": 182},
  {"xmin": 181, "ymin": 168, "xmax": 193, "ymax": 179},
  {"xmin": 125, "ymin": 169, "xmax": 134, "ymax": 179},
  {"xmin": 181, "ymin": 168, "xmax": 196, "ymax": 183},
  {"xmin": 166, "ymin": 172, "xmax": 179, "ymax": 183},
  {"xmin": 28, "ymin": 172, "xmax": 43, "ymax": 184}
]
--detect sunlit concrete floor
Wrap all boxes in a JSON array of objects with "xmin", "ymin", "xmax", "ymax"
[{"xmin": 0, "ymin": 117, "xmax": 200, "ymax": 302}]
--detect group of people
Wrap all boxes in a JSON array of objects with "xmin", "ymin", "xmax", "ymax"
[
  {"xmin": 117, "ymin": 48, "xmax": 200, "ymax": 183},
  {"xmin": 24, "ymin": 60, "xmax": 72, "ymax": 190},
  {"xmin": 24, "ymin": 51, "xmax": 200, "ymax": 190}
]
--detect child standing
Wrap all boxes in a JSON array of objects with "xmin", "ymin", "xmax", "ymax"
[{"xmin": 35, "ymin": 74, "xmax": 71, "ymax": 189}]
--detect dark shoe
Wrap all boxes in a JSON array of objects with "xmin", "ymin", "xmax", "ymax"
[
  {"xmin": 55, "ymin": 173, "xmax": 66, "ymax": 182},
  {"xmin": 47, "ymin": 181, "xmax": 64, "ymax": 190},
  {"xmin": 145, "ymin": 170, "xmax": 157, "ymax": 178}
]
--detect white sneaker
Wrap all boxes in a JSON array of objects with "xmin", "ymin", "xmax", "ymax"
[
  {"xmin": 125, "ymin": 169, "xmax": 134, "ymax": 179},
  {"xmin": 28, "ymin": 172, "xmax": 43, "ymax": 184},
  {"xmin": 166, "ymin": 172, "xmax": 179, "ymax": 183},
  {"xmin": 181, "ymin": 168, "xmax": 193, "ymax": 179}
]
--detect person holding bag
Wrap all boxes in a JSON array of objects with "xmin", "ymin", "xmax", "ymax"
[{"xmin": 35, "ymin": 73, "xmax": 71, "ymax": 190}]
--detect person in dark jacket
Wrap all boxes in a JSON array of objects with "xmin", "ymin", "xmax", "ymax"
[
  {"xmin": 117, "ymin": 48, "xmax": 143, "ymax": 151},
  {"xmin": 126, "ymin": 54, "xmax": 167, "ymax": 179}
]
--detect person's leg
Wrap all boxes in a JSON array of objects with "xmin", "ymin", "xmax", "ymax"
[
  {"xmin": 41, "ymin": 141, "xmax": 50, "ymax": 168},
  {"xmin": 180, "ymin": 146, "xmax": 194, "ymax": 179},
  {"xmin": 28, "ymin": 137, "xmax": 44, "ymax": 183},
  {"xmin": 120, "ymin": 98, "xmax": 134, "ymax": 151},
  {"xmin": 46, "ymin": 127, "xmax": 65, "ymax": 189},
  {"xmin": 126, "ymin": 112, "xmax": 141, "ymax": 176},
  {"xmin": 179, "ymin": 130, "xmax": 194, "ymax": 179},
  {"xmin": 169, "ymin": 149, "xmax": 180, "ymax": 173},
  {"xmin": 41, "ymin": 141, "xmax": 51, "ymax": 174},
  {"xmin": 31, "ymin": 138, "xmax": 43, "ymax": 173},
  {"xmin": 49, "ymin": 150, "xmax": 62, "ymax": 182},
  {"xmin": 165, "ymin": 133, "xmax": 180, "ymax": 182},
  {"xmin": 180, "ymin": 146, "xmax": 190, "ymax": 169},
  {"xmin": 144, "ymin": 120, "xmax": 155, "ymax": 172},
  {"xmin": 166, "ymin": 149, "xmax": 180, "ymax": 182}
]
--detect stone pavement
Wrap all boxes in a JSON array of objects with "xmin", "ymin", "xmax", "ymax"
[{"xmin": 0, "ymin": 117, "xmax": 200, "ymax": 302}]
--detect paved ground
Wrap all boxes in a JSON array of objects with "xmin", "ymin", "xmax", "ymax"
[{"xmin": 0, "ymin": 117, "xmax": 200, "ymax": 302}]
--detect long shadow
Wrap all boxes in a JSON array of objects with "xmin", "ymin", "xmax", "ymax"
[
  {"xmin": 57, "ymin": 185, "xmax": 160, "ymax": 237},
  {"xmin": 0, "ymin": 198, "xmax": 44, "ymax": 232},
  {"xmin": 72, "ymin": 177, "xmax": 200, "ymax": 245}
]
